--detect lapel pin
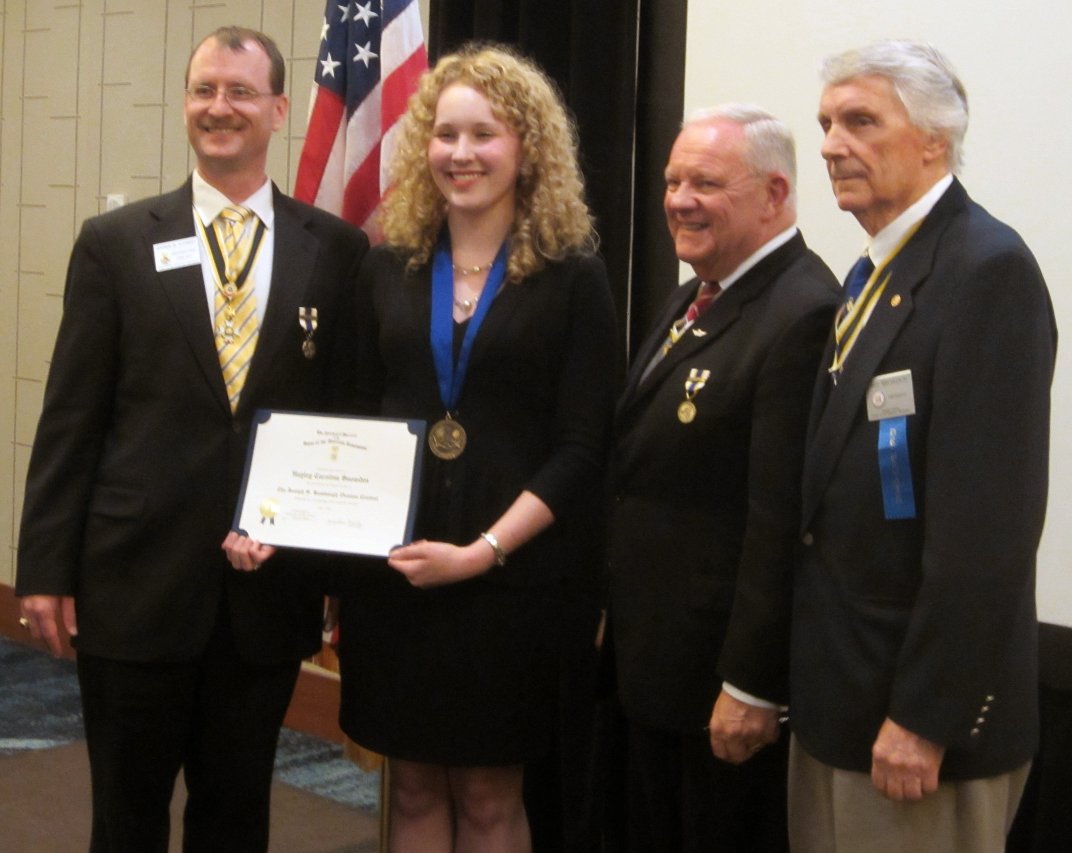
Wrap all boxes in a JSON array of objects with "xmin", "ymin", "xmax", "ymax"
[{"xmin": 890, "ymin": 294, "xmax": 902, "ymax": 307}]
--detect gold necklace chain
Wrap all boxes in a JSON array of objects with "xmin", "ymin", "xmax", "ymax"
[{"xmin": 451, "ymin": 259, "xmax": 494, "ymax": 276}]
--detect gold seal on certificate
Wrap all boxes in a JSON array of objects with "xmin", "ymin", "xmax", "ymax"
[
  {"xmin": 677, "ymin": 400, "xmax": 697, "ymax": 423},
  {"xmin": 429, "ymin": 417, "xmax": 467, "ymax": 460},
  {"xmin": 259, "ymin": 497, "xmax": 280, "ymax": 524}
]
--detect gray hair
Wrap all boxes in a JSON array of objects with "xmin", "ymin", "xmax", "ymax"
[
  {"xmin": 821, "ymin": 40, "xmax": 968, "ymax": 173},
  {"xmin": 684, "ymin": 103, "xmax": 797, "ymax": 208}
]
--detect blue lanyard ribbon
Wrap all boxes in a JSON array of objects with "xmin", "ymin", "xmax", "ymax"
[{"xmin": 430, "ymin": 238, "xmax": 509, "ymax": 413}]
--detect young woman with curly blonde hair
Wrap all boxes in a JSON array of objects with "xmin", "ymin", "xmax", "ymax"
[{"xmin": 339, "ymin": 44, "xmax": 616, "ymax": 851}]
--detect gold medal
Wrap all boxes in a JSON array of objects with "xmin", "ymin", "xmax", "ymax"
[
  {"xmin": 677, "ymin": 368, "xmax": 710, "ymax": 425},
  {"xmin": 302, "ymin": 338, "xmax": 316, "ymax": 359},
  {"xmin": 429, "ymin": 417, "xmax": 467, "ymax": 460}
]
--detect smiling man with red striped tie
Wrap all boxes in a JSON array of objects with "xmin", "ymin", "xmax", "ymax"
[{"xmin": 606, "ymin": 104, "xmax": 838, "ymax": 852}]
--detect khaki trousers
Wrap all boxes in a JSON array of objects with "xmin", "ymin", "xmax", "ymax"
[{"xmin": 788, "ymin": 735, "xmax": 1029, "ymax": 853}]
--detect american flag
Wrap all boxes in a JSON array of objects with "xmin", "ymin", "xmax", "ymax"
[{"xmin": 294, "ymin": 0, "xmax": 427, "ymax": 239}]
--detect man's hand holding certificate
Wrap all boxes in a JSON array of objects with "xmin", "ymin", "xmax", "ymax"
[{"xmin": 234, "ymin": 410, "xmax": 425, "ymax": 557}]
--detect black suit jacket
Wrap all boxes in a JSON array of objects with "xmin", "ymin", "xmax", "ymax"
[
  {"xmin": 607, "ymin": 232, "xmax": 839, "ymax": 733},
  {"xmin": 793, "ymin": 179, "xmax": 1057, "ymax": 778},
  {"xmin": 16, "ymin": 179, "xmax": 369, "ymax": 664}
]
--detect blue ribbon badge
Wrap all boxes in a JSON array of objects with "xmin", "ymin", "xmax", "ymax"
[{"xmin": 877, "ymin": 416, "xmax": 916, "ymax": 520}]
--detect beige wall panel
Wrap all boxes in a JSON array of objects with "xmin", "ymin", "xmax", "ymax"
[
  {"xmin": 19, "ymin": 103, "xmax": 77, "ymax": 200},
  {"xmin": 0, "ymin": 15, "xmax": 21, "ymax": 314},
  {"xmin": 102, "ymin": 8, "xmax": 168, "ymax": 103},
  {"xmin": 22, "ymin": 11, "xmax": 80, "ymax": 116},
  {"xmin": 265, "ymin": 130, "xmax": 290, "ymax": 190},
  {"xmin": 16, "ymin": 183, "xmax": 76, "ymax": 280},
  {"xmin": 15, "ymin": 268, "xmax": 62, "ymax": 382},
  {"xmin": 190, "ymin": 1, "xmax": 268, "ymax": 37},
  {"xmin": 278, "ymin": 1, "xmax": 324, "ymax": 190},
  {"xmin": 159, "ymin": 6, "xmax": 195, "ymax": 193},
  {"xmin": 286, "ymin": 55, "xmax": 318, "ymax": 191},
  {"xmin": 11, "ymin": 441, "xmax": 33, "ymax": 552},
  {"xmin": 14, "ymin": 377, "xmax": 46, "ymax": 451},
  {"xmin": 100, "ymin": 92, "xmax": 166, "ymax": 190},
  {"xmin": 0, "ymin": 1, "xmax": 24, "ymax": 585},
  {"xmin": 98, "ymin": 7, "xmax": 168, "ymax": 202},
  {"xmin": 72, "ymin": 3, "xmax": 107, "ymax": 222},
  {"xmin": 12, "ymin": 403, "xmax": 40, "ymax": 565}
]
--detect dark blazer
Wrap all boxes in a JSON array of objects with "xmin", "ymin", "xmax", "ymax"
[
  {"xmin": 608, "ymin": 231, "xmax": 839, "ymax": 733},
  {"xmin": 793, "ymin": 179, "xmax": 1057, "ymax": 779},
  {"xmin": 16, "ymin": 179, "xmax": 369, "ymax": 664},
  {"xmin": 346, "ymin": 247, "xmax": 618, "ymax": 589}
]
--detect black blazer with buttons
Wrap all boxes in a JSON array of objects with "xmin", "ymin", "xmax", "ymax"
[
  {"xmin": 16, "ymin": 179, "xmax": 369, "ymax": 664},
  {"xmin": 607, "ymin": 231, "xmax": 838, "ymax": 733},
  {"xmin": 792, "ymin": 179, "xmax": 1057, "ymax": 778}
]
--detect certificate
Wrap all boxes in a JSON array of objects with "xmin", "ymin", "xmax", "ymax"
[{"xmin": 234, "ymin": 410, "xmax": 425, "ymax": 557}]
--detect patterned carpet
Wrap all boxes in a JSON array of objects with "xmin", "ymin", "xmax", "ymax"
[{"xmin": 0, "ymin": 635, "xmax": 379, "ymax": 810}]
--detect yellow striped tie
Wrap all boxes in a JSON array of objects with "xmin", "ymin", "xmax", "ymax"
[{"xmin": 213, "ymin": 205, "xmax": 259, "ymax": 412}]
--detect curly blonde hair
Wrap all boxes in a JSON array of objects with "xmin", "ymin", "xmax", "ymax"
[{"xmin": 381, "ymin": 43, "xmax": 597, "ymax": 283}]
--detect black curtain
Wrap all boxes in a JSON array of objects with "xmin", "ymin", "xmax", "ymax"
[
  {"xmin": 629, "ymin": 0, "xmax": 687, "ymax": 357},
  {"xmin": 429, "ymin": 0, "xmax": 685, "ymax": 361}
]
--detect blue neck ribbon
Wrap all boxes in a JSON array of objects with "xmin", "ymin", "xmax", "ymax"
[{"xmin": 430, "ymin": 238, "xmax": 509, "ymax": 413}]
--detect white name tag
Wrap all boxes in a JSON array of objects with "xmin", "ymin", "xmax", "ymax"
[
  {"xmin": 866, "ymin": 369, "xmax": 916, "ymax": 421},
  {"xmin": 153, "ymin": 237, "xmax": 200, "ymax": 272}
]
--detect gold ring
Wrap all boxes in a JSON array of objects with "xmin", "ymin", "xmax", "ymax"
[{"xmin": 18, "ymin": 616, "xmax": 30, "ymax": 629}]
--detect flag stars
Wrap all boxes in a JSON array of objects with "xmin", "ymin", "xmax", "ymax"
[
  {"xmin": 353, "ymin": 41, "xmax": 378, "ymax": 67},
  {"xmin": 337, "ymin": 3, "xmax": 352, "ymax": 23},
  {"xmin": 320, "ymin": 16, "xmax": 330, "ymax": 41},
  {"xmin": 353, "ymin": 2, "xmax": 379, "ymax": 26},
  {"xmin": 320, "ymin": 52, "xmax": 342, "ymax": 78}
]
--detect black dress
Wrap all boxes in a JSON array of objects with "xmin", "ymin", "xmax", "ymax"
[{"xmin": 335, "ymin": 246, "xmax": 617, "ymax": 765}]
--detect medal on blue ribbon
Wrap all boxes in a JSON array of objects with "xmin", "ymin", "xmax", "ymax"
[
  {"xmin": 877, "ymin": 416, "xmax": 916, "ymax": 519},
  {"xmin": 428, "ymin": 238, "xmax": 508, "ymax": 460},
  {"xmin": 299, "ymin": 306, "xmax": 318, "ymax": 359},
  {"xmin": 677, "ymin": 368, "xmax": 711, "ymax": 424}
]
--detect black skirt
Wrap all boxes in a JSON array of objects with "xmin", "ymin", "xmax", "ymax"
[{"xmin": 337, "ymin": 562, "xmax": 561, "ymax": 766}]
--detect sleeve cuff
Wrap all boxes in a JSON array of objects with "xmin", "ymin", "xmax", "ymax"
[{"xmin": 722, "ymin": 681, "xmax": 787, "ymax": 711}]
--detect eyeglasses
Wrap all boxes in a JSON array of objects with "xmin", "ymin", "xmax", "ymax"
[{"xmin": 184, "ymin": 84, "xmax": 273, "ymax": 105}]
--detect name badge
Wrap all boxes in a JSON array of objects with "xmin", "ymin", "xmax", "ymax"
[
  {"xmin": 866, "ymin": 369, "xmax": 915, "ymax": 421},
  {"xmin": 153, "ymin": 237, "xmax": 200, "ymax": 272}
]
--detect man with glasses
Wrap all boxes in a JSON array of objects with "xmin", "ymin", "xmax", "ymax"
[{"xmin": 16, "ymin": 26, "xmax": 367, "ymax": 850}]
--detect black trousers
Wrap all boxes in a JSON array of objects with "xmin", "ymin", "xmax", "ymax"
[
  {"xmin": 626, "ymin": 717, "xmax": 789, "ymax": 853},
  {"xmin": 76, "ymin": 613, "xmax": 300, "ymax": 853}
]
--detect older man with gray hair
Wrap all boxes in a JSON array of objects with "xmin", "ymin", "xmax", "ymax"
[
  {"xmin": 607, "ymin": 103, "xmax": 838, "ymax": 851},
  {"xmin": 790, "ymin": 40, "xmax": 1056, "ymax": 852}
]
